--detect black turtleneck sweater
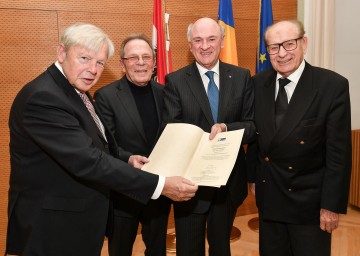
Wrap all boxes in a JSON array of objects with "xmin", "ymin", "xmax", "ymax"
[{"xmin": 128, "ymin": 79, "xmax": 159, "ymax": 153}]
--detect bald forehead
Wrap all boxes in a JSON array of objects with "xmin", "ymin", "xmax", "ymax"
[
  {"xmin": 268, "ymin": 21, "xmax": 298, "ymax": 35},
  {"xmin": 266, "ymin": 21, "xmax": 299, "ymax": 42},
  {"xmin": 191, "ymin": 18, "xmax": 221, "ymax": 37}
]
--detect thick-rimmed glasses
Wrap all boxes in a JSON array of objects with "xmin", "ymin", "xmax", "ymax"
[
  {"xmin": 121, "ymin": 55, "xmax": 153, "ymax": 63},
  {"xmin": 266, "ymin": 37, "xmax": 303, "ymax": 55}
]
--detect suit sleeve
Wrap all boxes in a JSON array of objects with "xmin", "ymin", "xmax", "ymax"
[
  {"xmin": 321, "ymin": 77, "xmax": 352, "ymax": 213},
  {"xmin": 23, "ymin": 90, "xmax": 158, "ymax": 204},
  {"xmin": 225, "ymin": 69, "xmax": 256, "ymax": 145},
  {"xmin": 163, "ymin": 74, "xmax": 184, "ymax": 126}
]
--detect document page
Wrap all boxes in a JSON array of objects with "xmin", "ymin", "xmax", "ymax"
[
  {"xmin": 142, "ymin": 123, "xmax": 244, "ymax": 187},
  {"xmin": 142, "ymin": 123, "xmax": 204, "ymax": 177},
  {"xmin": 184, "ymin": 129, "xmax": 244, "ymax": 186}
]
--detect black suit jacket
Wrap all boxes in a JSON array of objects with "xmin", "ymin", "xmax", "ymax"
[
  {"xmin": 248, "ymin": 62, "xmax": 352, "ymax": 224},
  {"xmin": 6, "ymin": 64, "xmax": 159, "ymax": 256},
  {"xmin": 94, "ymin": 76, "xmax": 164, "ymax": 217},
  {"xmin": 163, "ymin": 61, "xmax": 255, "ymax": 213}
]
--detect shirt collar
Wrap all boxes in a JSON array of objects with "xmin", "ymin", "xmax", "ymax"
[
  {"xmin": 276, "ymin": 59, "xmax": 305, "ymax": 84},
  {"xmin": 196, "ymin": 60, "xmax": 220, "ymax": 77},
  {"xmin": 55, "ymin": 61, "xmax": 66, "ymax": 78}
]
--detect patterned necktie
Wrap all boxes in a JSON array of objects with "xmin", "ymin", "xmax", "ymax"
[
  {"xmin": 275, "ymin": 77, "xmax": 291, "ymax": 128},
  {"xmin": 79, "ymin": 93, "xmax": 107, "ymax": 140},
  {"xmin": 205, "ymin": 71, "xmax": 219, "ymax": 122}
]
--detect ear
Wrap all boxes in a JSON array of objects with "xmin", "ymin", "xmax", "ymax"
[
  {"xmin": 301, "ymin": 36, "xmax": 308, "ymax": 55},
  {"xmin": 119, "ymin": 59, "xmax": 126, "ymax": 72},
  {"xmin": 220, "ymin": 35, "xmax": 225, "ymax": 49},
  {"xmin": 57, "ymin": 44, "xmax": 66, "ymax": 63}
]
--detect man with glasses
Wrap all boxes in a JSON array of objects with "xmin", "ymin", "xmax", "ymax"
[
  {"xmin": 94, "ymin": 34, "xmax": 171, "ymax": 256},
  {"xmin": 247, "ymin": 19, "xmax": 352, "ymax": 256}
]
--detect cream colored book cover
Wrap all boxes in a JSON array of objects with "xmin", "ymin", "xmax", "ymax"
[{"xmin": 142, "ymin": 123, "xmax": 244, "ymax": 187}]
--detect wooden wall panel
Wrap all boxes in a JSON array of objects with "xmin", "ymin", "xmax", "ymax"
[
  {"xmin": 0, "ymin": 0, "xmax": 297, "ymax": 253},
  {"xmin": 0, "ymin": 9, "xmax": 59, "ymax": 252},
  {"xmin": 349, "ymin": 130, "xmax": 360, "ymax": 207}
]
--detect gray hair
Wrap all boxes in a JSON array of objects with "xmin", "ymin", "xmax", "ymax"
[{"xmin": 60, "ymin": 23, "xmax": 115, "ymax": 59}]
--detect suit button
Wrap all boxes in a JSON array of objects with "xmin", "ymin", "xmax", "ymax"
[
  {"xmin": 264, "ymin": 157, "xmax": 270, "ymax": 162},
  {"xmin": 299, "ymin": 140, "xmax": 305, "ymax": 145},
  {"xmin": 288, "ymin": 166, "xmax": 293, "ymax": 170},
  {"xmin": 288, "ymin": 188, "xmax": 292, "ymax": 192}
]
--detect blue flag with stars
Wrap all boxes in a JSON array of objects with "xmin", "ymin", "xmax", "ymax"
[{"xmin": 256, "ymin": 0, "xmax": 273, "ymax": 73}]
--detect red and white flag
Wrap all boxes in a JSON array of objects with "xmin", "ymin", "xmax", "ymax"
[
  {"xmin": 152, "ymin": 0, "xmax": 167, "ymax": 84},
  {"xmin": 165, "ymin": 12, "xmax": 173, "ymax": 74}
]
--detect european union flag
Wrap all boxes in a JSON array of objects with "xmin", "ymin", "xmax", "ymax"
[{"xmin": 256, "ymin": 0, "xmax": 274, "ymax": 73}]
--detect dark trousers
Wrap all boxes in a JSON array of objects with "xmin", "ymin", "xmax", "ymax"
[
  {"xmin": 108, "ymin": 196, "xmax": 171, "ymax": 256},
  {"xmin": 174, "ymin": 188, "xmax": 237, "ymax": 256},
  {"xmin": 259, "ymin": 212, "xmax": 331, "ymax": 256}
]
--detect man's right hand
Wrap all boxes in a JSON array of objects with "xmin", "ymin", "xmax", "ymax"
[{"xmin": 162, "ymin": 176, "xmax": 198, "ymax": 201}]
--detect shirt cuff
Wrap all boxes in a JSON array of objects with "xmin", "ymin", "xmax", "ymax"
[{"xmin": 151, "ymin": 175, "xmax": 165, "ymax": 199}]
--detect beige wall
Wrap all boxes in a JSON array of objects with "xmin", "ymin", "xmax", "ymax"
[
  {"xmin": 334, "ymin": 0, "xmax": 360, "ymax": 129},
  {"xmin": 0, "ymin": 0, "xmax": 297, "ymax": 252}
]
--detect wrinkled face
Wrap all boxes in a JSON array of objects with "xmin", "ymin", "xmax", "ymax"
[
  {"xmin": 120, "ymin": 39, "xmax": 154, "ymax": 86},
  {"xmin": 266, "ymin": 21, "xmax": 307, "ymax": 77},
  {"xmin": 189, "ymin": 18, "xmax": 224, "ymax": 70},
  {"xmin": 57, "ymin": 43, "xmax": 108, "ymax": 93}
]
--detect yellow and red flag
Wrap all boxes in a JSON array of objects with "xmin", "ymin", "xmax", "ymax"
[{"xmin": 218, "ymin": 0, "xmax": 238, "ymax": 65}]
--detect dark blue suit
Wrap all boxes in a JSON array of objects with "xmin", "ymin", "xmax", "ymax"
[
  {"xmin": 163, "ymin": 61, "xmax": 255, "ymax": 256},
  {"xmin": 247, "ymin": 62, "xmax": 352, "ymax": 255}
]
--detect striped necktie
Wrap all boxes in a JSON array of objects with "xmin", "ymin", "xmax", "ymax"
[{"xmin": 79, "ymin": 93, "xmax": 107, "ymax": 140}]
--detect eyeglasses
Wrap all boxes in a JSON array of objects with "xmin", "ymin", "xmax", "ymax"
[
  {"xmin": 266, "ymin": 37, "xmax": 303, "ymax": 55},
  {"xmin": 121, "ymin": 55, "xmax": 153, "ymax": 63}
]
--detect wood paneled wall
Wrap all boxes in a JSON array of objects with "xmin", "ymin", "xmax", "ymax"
[
  {"xmin": 350, "ymin": 130, "xmax": 360, "ymax": 207},
  {"xmin": 0, "ymin": 0, "xmax": 297, "ymax": 252}
]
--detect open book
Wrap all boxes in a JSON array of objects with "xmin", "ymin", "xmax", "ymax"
[{"xmin": 142, "ymin": 123, "xmax": 244, "ymax": 187}]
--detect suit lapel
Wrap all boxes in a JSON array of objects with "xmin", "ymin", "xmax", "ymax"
[
  {"xmin": 151, "ymin": 81, "xmax": 163, "ymax": 123},
  {"xmin": 269, "ymin": 62, "xmax": 318, "ymax": 149},
  {"xmin": 48, "ymin": 64, "xmax": 106, "ymax": 142},
  {"xmin": 151, "ymin": 81, "xmax": 163, "ymax": 139},
  {"xmin": 185, "ymin": 62, "xmax": 214, "ymax": 125},
  {"xmin": 116, "ymin": 78, "xmax": 147, "ymax": 142},
  {"xmin": 218, "ymin": 62, "xmax": 237, "ymax": 122},
  {"xmin": 262, "ymin": 72, "xmax": 278, "ymax": 138}
]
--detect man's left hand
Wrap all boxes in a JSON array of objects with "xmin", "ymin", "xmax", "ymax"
[
  {"xmin": 320, "ymin": 208, "xmax": 339, "ymax": 233},
  {"xmin": 128, "ymin": 155, "xmax": 149, "ymax": 169}
]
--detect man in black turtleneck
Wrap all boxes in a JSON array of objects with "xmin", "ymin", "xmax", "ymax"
[{"xmin": 94, "ymin": 34, "xmax": 170, "ymax": 256}]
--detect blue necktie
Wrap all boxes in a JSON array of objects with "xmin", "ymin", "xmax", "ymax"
[{"xmin": 205, "ymin": 71, "xmax": 219, "ymax": 122}]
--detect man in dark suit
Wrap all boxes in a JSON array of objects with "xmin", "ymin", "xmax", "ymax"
[
  {"xmin": 163, "ymin": 17, "xmax": 255, "ymax": 256},
  {"xmin": 248, "ymin": 20, "xmax": 352, "ymax": 256},
  {"xmin": 94, "ymin": 34, "xmax": 171, "ymax": 256},
  {"xmin": 6, "ymin": 23, "xmax": 197, "ymax": 256}
]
